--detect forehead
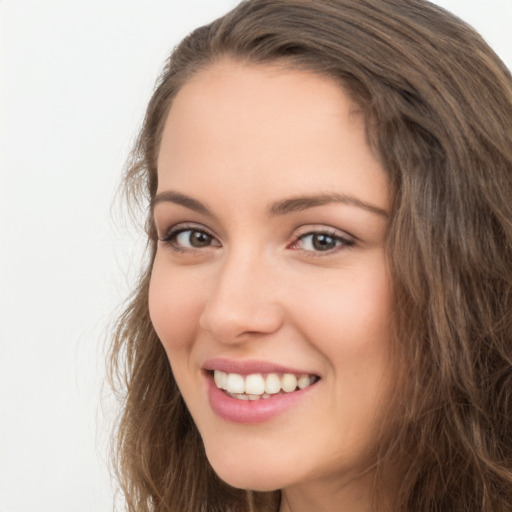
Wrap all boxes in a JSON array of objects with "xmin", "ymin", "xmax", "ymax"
[
  {"xmin": 156, "ymin": 59, "xmax": 388, "ymax": 212},
  {"xmin": 159, "ymin": 59, "xmax": 360, "ymax": 156}
]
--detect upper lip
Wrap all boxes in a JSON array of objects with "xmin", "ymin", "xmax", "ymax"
[{"xmin": 202, "ymin": 357, "xmax": 319, "ymax": 376}]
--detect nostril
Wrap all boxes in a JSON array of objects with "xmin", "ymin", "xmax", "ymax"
[{"xmin": 199, "ymin": 298, "xmax": 285, "ymax": 343}]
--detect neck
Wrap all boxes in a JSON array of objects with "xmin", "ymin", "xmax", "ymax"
[{"xmin": 278, "ymin": 468, "xmax": 392, "ymax": 512}]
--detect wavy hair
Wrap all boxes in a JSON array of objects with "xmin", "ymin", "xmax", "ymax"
[{"xmin": 109, "ymin": 1, "xmax": 512, "ymax": 510}]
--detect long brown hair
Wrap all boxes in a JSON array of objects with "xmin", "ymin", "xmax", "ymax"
[{"xmin": 109, "ymin": 1, "xmax": 512, "ymax": 510}]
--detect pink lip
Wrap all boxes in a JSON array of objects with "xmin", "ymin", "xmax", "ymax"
[
  {"xmin": 202, "ymin": 359, "xmax": 319, "ymax": 424},
  {"xmin": 202, "ymin": 357, "xmax": 316, "ymax": 376}
]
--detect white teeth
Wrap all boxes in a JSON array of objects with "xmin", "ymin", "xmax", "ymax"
[
  {"xmin": 297, "ymin": 374, "xmax": 311, "ymax": 389},
  {"xmin": 226, "ymin": 373, "xmax": 245, "ymax": 394},
  {"xmin": 265, "ymin": 373, "xmax": 281, "ymax": 394},
  {"xmin": 213, "ymin": 370, "xmax": 317, "ymax": 399},
  {"xmin": 281, "ymin": 373, "xmax": 298, "ymax": 392},
  {"xmin": 245, "ymin": 374, "xmax": 266, "ymax": 395},
  {"xmin": 214, "ymin": 370, "xmax": 228, "ymax": 390}
]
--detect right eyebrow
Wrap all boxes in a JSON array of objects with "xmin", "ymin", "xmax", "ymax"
[{"xmin": 151, "ymin": 190, "xmax": 215, "ymax": 218}]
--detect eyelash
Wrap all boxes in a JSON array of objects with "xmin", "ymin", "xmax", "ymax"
[
  {"xmin": 159, "ymin": 224, "xmax": 219, "ymax": 253},
  {"xmin": 291, "ymin": 230, "xmax": 355, "ymax": 255},
  {"xmin": 159, "ymin": 224, "xmax": 355, "ymax": 255}
]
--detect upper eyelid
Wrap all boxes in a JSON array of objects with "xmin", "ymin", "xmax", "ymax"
[
  {"xmin": 293, "ymin": 231, "xmax": 354, "ymax": 247},
  {"xmin": 293, "ymin": 224, "xmax": 356, "ymax": 241},
  {"xmin": 297, "ymin": 231, "xmax": 349, "ymax": 241},
  {"xmin": 157, "ymin": 221, "xmax": 356, "ymax": 246},
  {"xmin": 159, "ymin": 225, "xmax": 221, "ymax": 253},
  {"xmin": 158, "ymin": 222, "xmax": 216, "ymax": 240}
]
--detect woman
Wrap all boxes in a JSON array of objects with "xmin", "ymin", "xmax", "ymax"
[{"xmin": 109, "ymin": 1, "xmax": 512, "ymax": 510}]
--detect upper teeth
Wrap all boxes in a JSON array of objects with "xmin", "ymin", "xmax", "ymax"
[{"xmin": 213, "ymin": 370, "xmax": 316, "ymax": 396}]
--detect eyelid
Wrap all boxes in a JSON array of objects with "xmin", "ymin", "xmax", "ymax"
[
  {"xmin": 289, "ymin": 225, "xmax": 356, "ymax": 254},
  {"xmin": 158, "ymin": 222, "xmax": 214, "ymax": 241},
  {"xmin": 158, "ymin": 223, "xmax": 221, "ymax": 253},
  {"xmin": 157, "ymin": 222, "xmax": 355, "ymax": 255},
  {"xmin": 293, "ymin": 224, "xmax": 356, "ymax": 240}
]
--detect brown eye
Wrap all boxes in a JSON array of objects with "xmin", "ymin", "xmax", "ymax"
[
  {"xmin": 161, "ymin": 227, "xmax": 220, "ymax": 251},
  {"xmin": 175, "ymin": 229, "xmax": 216, "ymax": 248},
  {"xmin": 311, "ymin": 233, "xmax": 338, "ymax": 251},
  {"xmin": 295, "ymin": 232, "xmax": 353, "ymax": 253},
  {"xmin": 188, "ymin": 230, "xmax": 213, "ymax": 247}
]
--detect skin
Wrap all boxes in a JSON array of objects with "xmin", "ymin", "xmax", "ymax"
[{"xmin": 149, "ymin": 59, "xmax": 394, "ymax": 512}]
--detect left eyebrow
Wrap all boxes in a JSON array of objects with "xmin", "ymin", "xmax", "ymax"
[{"xmin": 268, "ymin": 193, "xmax": 388, "ymax": 218}]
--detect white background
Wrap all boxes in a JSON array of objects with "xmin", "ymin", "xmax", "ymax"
[{"xmin": 0, "ymin": 1, "xmax": 510, "ymax": 511}]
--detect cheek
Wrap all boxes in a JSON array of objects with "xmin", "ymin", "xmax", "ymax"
[
  {"xmin": 148, "ymin": 256, "xmax": 206, "ymax": 352},
  {"xmin": 300, "ymin": 265, "xmax": 395, "ymax": 451},
  {"xmin": 292, "ymin": 259, "xmax": 393, "ymax": 376}
]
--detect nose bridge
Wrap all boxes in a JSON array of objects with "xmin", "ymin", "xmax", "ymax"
[{"xmin": 199, "ymin": 245, "xmax": 283, "ymax": 342}]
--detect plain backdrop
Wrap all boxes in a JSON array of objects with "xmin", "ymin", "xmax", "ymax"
[{"xmin": 0, "ymin": 1, "xmax": 510, "ymax": 511}]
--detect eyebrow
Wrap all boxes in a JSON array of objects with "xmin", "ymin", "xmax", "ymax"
[
  {"xmin": 152, "ymin": 190, "xmax": 388, "ymax": 218},
  {"xmin": 269, "ymin": 193, "xmax": 388, "ymax": 218},
  {"xmin": 152, "ymin": 191, "xmax": 215, "ymax": 217}
]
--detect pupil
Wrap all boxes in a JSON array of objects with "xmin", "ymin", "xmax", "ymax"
[
  {"xmin": 313, "ymin": 234, "xmax": 335, "ymax": 251},
  {"xmin": 190, "ymin": 231, "xmax": 211, "ymax": 247}
]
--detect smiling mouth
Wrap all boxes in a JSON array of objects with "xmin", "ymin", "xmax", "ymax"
[{"xmin": 212, "ymin": 370, "xmax": 320, "ymax": 400}]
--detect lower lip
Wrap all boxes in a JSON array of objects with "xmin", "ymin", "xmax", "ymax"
[{"xmin": 206, "ymin": 373, "xmax": 317, "ymax": 424}]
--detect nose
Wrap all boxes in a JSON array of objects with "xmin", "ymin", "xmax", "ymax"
[{"xmin": 199, "ymin": 250, "xmax": 284, "ymax": 343}]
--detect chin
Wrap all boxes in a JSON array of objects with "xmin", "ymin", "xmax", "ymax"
[{"xmin": 204, "ymin": 446, "xmax": 291, "ymax": 491}]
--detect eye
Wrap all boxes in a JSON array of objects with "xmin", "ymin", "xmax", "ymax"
[
  {"xmin": 160, "ymin": 226, "xmax": 220, "ymax": 251},
  {"xmin": 291, "ymin": 230, "xmax": 354, "ymax": 253}
]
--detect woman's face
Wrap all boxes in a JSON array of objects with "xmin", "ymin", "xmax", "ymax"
[{"xmin": 150, "ymin": 60, "xmax": 394, "ymax": 505}]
